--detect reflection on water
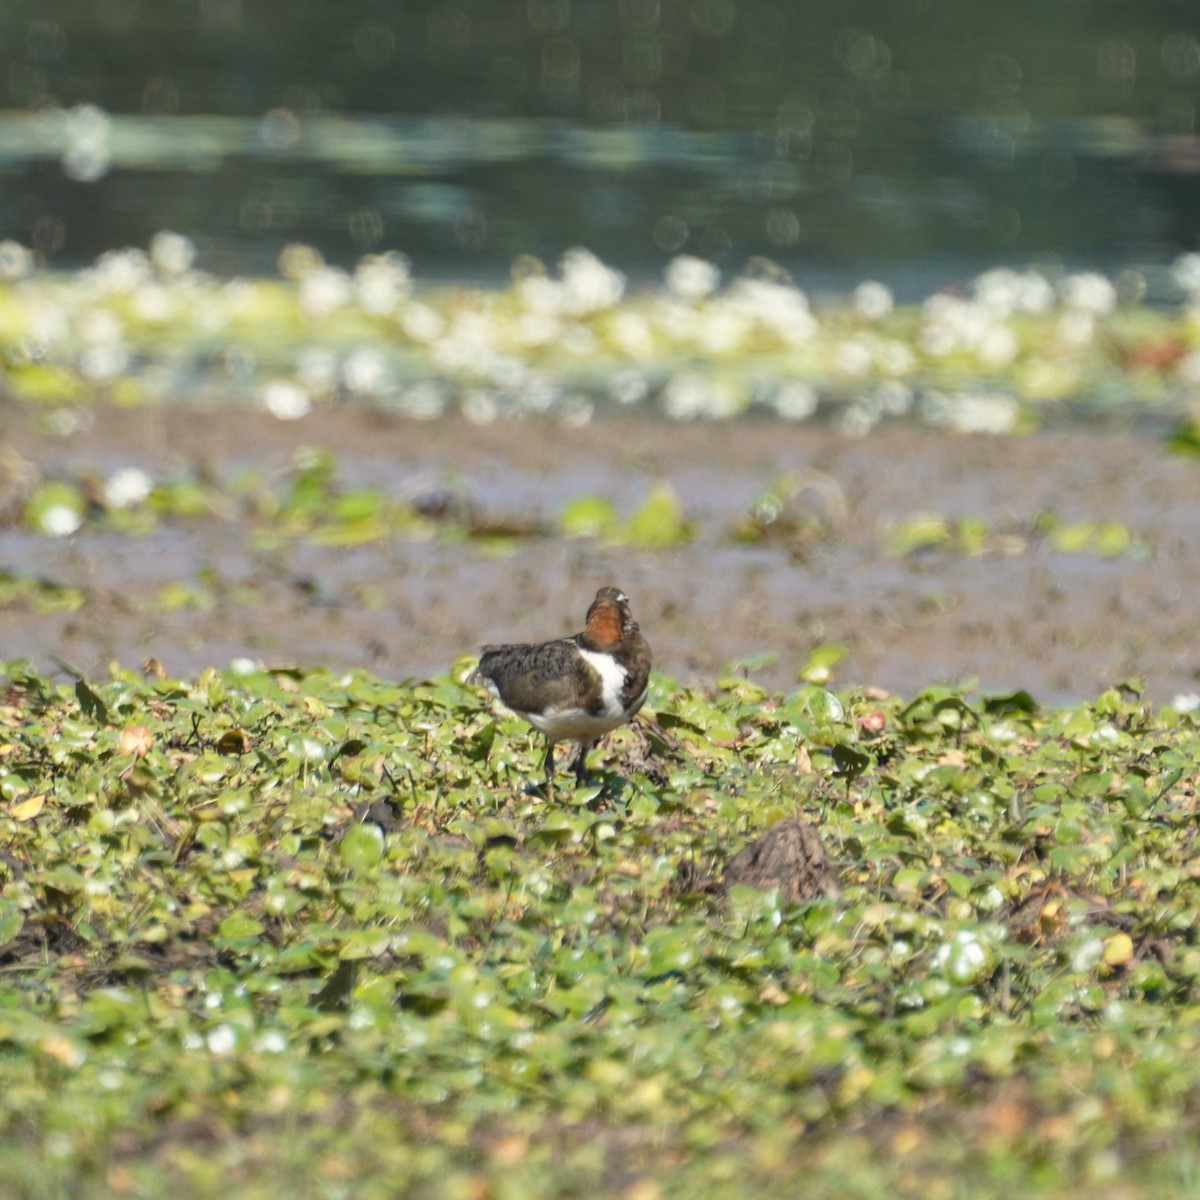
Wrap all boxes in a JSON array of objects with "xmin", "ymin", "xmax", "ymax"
[{"xmin": 1, "ymin": 2, "xmax": 1199, "ymax": 279}]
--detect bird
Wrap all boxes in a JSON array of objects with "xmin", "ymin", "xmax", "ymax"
[{"xmin": 469, "ymin": 586, "xmax": 652, "ymax": 798}]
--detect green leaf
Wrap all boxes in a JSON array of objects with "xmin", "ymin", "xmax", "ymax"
[
  {"xmin": 798, "ymin": 644, "xmax": 846, "ymax": 685},
  {"xmin": 339, "ymin": 823, "xmax": 385, "ymax": 873},
  {"xmin": 559, "ymin": 494, "xmax": 618, "ymax": 538},
  {"xmin": 0, "ymin": 900, "xmax": 23, "ymax": 948},
  {"xmin": 622, "ymin": 483, "xmax": 689, "ymax": 547},
  {"xmin": 75, "ymin": 680, "xmax": 110, "ymax": 724}
]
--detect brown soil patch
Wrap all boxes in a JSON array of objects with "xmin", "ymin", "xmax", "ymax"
[{"xmin": 2, "ymin": 404, "xmax": 1198, "ymax": 704}]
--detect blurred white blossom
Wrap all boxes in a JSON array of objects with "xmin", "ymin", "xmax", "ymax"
[
  {"xmin": 342, "ymin": 346, "xmax": 388, "ymax": 395},
  {"xmin": 560, "ymin": 248, "xmax": 625, "ymax": 314},
  {"xmin": 40, "ymin": 504, "xmax": 83, "ymax": 537},
  {"xmin": 665, "ymin": 255, "xmax": 720, "ymax": 302},
  {"xmin": 150, "ymin": 231, "xmax": 196, "ymax": 278},
  {"xmin": 260, "ymin": 379, "xmax": 311, "ymax": 420},
  {"xmin": 298, "ymin": 266, "xmax": 353, "ymax": 319},
  {"xmin": 725, "ymin": 278, "xmax": 818, "ymax": 344},
  {"xmin": 62, "ymin": 103, "xmax": 112, "ymax": 182},
  {"xmin": 1059, "ymin": 272, "xmax": 1116, "ymax": 316},
  {"xmin": 1173, "ymin": 252, "xmax": 1200, "ymax": 301},
  {"xmin": 661, "ymin": 372, "xmax": 741, "ymax": 420},
  {"xmin": 106, "ymin": 467, "xmax": 153, "ymax": 509},
  {"xmin": 0, "ymin": 240, "xmax": 33, "ymax": 280},
  {"xmin": 769, "ymin": 382, "xmax": 819, "ymax": 420},
  {"xmin": 355, "ymin": 252, "xmax": 411, "ymax": 315},
  {"xmin": 854, "ymin": 280, "xmax": 894, "ymax": 321},
  {"xmin": 400, "ymin": 302, "xmax": 445, "ymax": 343}
]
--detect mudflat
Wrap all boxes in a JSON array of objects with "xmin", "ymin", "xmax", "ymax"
[{"xmin": 2, "ymin": 403, "xmax": 1197, "ymax": 705}]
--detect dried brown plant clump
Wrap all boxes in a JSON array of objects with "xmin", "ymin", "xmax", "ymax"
[{"xmin": 724, "ymin": 819, "xmax": 841, "ymax": 903}]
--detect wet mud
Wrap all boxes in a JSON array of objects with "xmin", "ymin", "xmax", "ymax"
[{"xmin": 2, "ymin": 404, "xmax": 1198, "ymax": 705}]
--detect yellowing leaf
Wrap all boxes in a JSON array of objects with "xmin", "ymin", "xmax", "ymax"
[
  {"xmin": 10, "ymin": 794, "xmax": 45, "ymax": 821},
  {"xmin": 118, "ymin": 725, "xmax": 153, "ymax": 757},
  {"xmin": 1102, "ymin": 932, "xmax": 1134, "ymax": 966}
]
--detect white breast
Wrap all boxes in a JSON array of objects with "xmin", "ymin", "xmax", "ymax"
[
  {"xmin": 576, "ymin": 646, "xmax": 629, "ymax": 718},
  {"xmin": 515, "ymin": 648, "xmax": 636, "ymax": 742}
]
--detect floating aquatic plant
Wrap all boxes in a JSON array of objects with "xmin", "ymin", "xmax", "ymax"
[{"xmin": 3, "ymin": 236, "xmax": 1200, "ymax": 435}]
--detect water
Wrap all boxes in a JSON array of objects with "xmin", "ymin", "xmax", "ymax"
[{"xmin": 2, "ymin": 1, "xmax": 1199, "ymax": 280}]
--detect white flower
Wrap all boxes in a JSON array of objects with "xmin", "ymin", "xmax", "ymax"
[
  {"xmin": 0, "ymin": 240, "xmax": 33, "ymax": 280},
  {"xmin": 940, "ymin": 392, "xmax": 1019, "ymax": 435},
  {"xmin": 1173, "ymin": 252, "xmax": 1200, "ymax": 298},
  {"xmin": 660, "ymin": 372, "xmax": 740, "ymax": 420},
  {"xmin": 90, "ymin": 248, "xmax": 150, "ymax": 294},
  {"xmin": 607, "ymin": 311, "xmax": 655, "ymax": 358},
  {"xmin": 561, "ymin": 325, "xmax": 598, "ymax": 356},
  {"xmin": 560, "ymin": 247, "xmax": 625, "ymax": 314},
  {"xmin": 854, "ymin": 280, "xmax": 894, "ymax": 321},
  {"xmin": 696, "ymin": 309, "xmax": 748, "ymax": 353},
  {"xmin": 875, "ymin": 380, "xmax": 913, "ymax": 414},
  {"xmin": 516, "ymin": 273, "xmax": 566, "ymax": 316},
  {"xmin": 559, "ymin": 395, "xmax": 594, "ymax": 427},
  {"xmin": 836, "ymin": 404, "xmax": 878, "ymax": 438},
  {"xmin": 665, "ymin": 255, "xmax": 720, "ymax": 302},
  {"xmin": 132, "ymin": 282, "xmax": 174, "ymax": 323},
  {"xmin": 514, "ymin": 312, "xmax": 559, "ymax": 347},
  {"xmin": 875, "ymin": 339, "xmax": 916, "ymax": 376},
  {"xmin": 1014, "ymin": 271, "xmax": 1054, "ymax": 314},
  {"xmin": 1171, "ymin": 693, "xmax": 1200, "ymax": 713},
  {"xmin": 834, "ymin": 337, "xmax": 873, "ymax": 377},
  {"xmin": 976, "ymin": 325, "xmax": 1018, "ymax": 367},
  {"xmin": 725, "ymin": 278, "xmax": 817, "ymax": 343},
  {"xmin": 610, "ymin": 369, "xmax": 650, "ymax": 406},
  {"xmin": 78, "ymin": 343, "xmax": 129, "ymax": 382},
  {"xmin": 105, "ymin": 467, "xmax": 153, "ymax": 509},
  {"xmin": 206, "ymin": 1024, "xmax": 237, "ymax": 1056},
  {"xmin": 932, "ymin": 929, "xmax": 992, "ymax": 984},
  {"xmin": 260, "ymin": 379, "xmax": 311, "ymax": 421},
  {"xmin": 355, "ymin": 251, "xmax": 411, "ymax": 315},
  {"xmin": 400, "ymin": 302, "xmax": 445, "ymax": 343},
  {"xmin": 1060, "ymin": 272, "xmax": 1116, "ymax": 316},
  {"xmin": 342, "ymin": 346, "xmax": 388, "ymax": 395},
  {"xmin": 973, "ymin": 268, "xmax": 1022, "ymax": 317},
  {"xmin": 62, "ymin": 103, "xmax": 112, "ymax": 182},
  {"xmin": 254, "ymin": 1030, "xmax": 288, "ymax": 1054},
  {"xmin": 76, "ymin": 308, "xmax": 124, "ymax": 346},
  {"xmin": 150, "ymin": 231, "xmax": 196, "ymax": 277},
  {"xmin": 299, "ymin": 266, "xmax": 353, "ymax": 318},
  {"xmin": 973, "ymin": 268, "xmax": 1052, "ymax": 317},
  {"xmin": 770, "ymin": 382, "xmax": 819, "ymax": 420},
  {"xmin": 40, "ymin": 504, "xmax": 83, "ymax": 537}
]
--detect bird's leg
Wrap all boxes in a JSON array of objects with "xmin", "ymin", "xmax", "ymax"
[
  {"xmin": 542, "ymin": 739, "xmax": 556, "ymax": 801},
  {"xmin": 573, "ymin": 739, "xmax": 596, "ymax": 787}
]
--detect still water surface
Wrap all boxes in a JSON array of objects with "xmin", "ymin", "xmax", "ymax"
[{"xmin": 2, "ymin": 1, "xmax": 1199, "ymax": 283}]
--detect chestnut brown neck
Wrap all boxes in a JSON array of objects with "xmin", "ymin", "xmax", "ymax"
[{"xmin": 583, "ymin": 602, "xmax": 623, "ymax": 649}]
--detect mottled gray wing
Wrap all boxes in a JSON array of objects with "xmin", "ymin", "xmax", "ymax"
[{"xmin": 473, "ymin": 638, "xmax": 598, "ymax": 715}]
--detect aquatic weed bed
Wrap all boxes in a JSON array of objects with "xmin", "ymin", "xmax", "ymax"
[
  {"xmin": 1, "ymin": 660, "xmax": 1199, "ymax": 1198},
  {"xmin": 6, "ymin": 236, "xmax": 1200, "ymax": 436}
]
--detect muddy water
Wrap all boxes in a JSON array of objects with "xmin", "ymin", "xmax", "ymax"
[{"xmin": 2, "ymin": 405, "xmax": 1198, "ymax": 705}]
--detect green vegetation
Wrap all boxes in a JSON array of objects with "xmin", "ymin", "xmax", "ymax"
[{"xmin": 2, "ymin": 661, "xmax": 1200, "ymax": 1198}]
